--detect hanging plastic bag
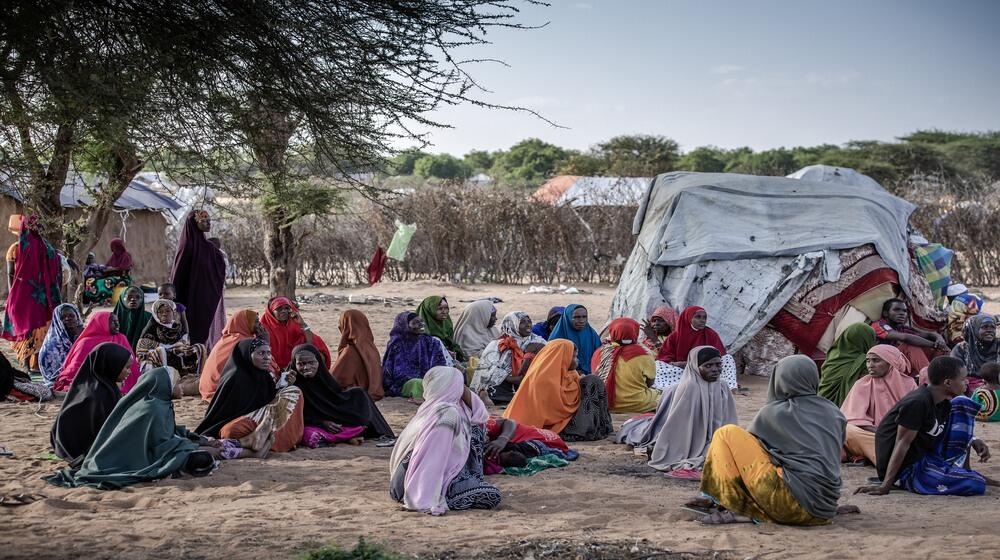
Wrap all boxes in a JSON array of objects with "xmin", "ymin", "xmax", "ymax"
[{"xmin": 386, "ymin": 220, "xmax": 416, "ymax": 261}]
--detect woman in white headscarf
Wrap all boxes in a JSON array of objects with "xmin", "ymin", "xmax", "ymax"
[
  {"xmin": 470, "ymin": 311, "xmax": 546, "ymax": 404},
  {"xmin": 453, "ymin": 300, "xmax": 499, "ymax": 359}
]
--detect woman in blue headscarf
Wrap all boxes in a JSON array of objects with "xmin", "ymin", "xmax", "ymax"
[{"xmin": 547, "ymin": 304, "xmax": 602, "ymax": 375}]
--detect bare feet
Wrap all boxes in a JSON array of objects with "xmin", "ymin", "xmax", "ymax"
[
  {"xmin": 684, "ymin": 497, "xmax": 715, "ymax": 511},
  {"xmin": 348, "ymin": 437, "xmax": 364, "ymax": 446},
  {"xmin": 984, "ymin": 476, "xmax": 1000, "ymax": 487},
  {"xmin": 699, "ymin": 510, "xmax": 752, "ymax": 525}
]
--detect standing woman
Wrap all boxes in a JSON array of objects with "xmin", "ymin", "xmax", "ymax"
[
  {"xmin": 818, "ymin": 323, "xmax": 878, "ymax": 406},
  {"xmin": 170, "ymin": 210, "xmax": 226, "ymax": 346},
  {"xmin": 112, "ymin": 286, "xmax": 152, "ymax": 352},
  {"xmin": 547, "ymin": 304, "xmax": 602, "ymax": 375},
  {"xmin": 53, "ymin": 311, "xmax": 140, "ymax": 393},
  {"xmin": 329, "ymin": 310, "xmax": 384, "ymax": 401},
  {"xmin": 38, "ymin": 304, "xmax": 84, "ymax": 387},
  {"xmin": 417, "ymin": 296, "xmax": 464, "ymax": 362},
  {"xmin": 655, "ymin": 306, "xmax": 737, "ymax": 390},
  {"xmin": 261, "ymin": 296, "xmax": 331, "ymax": 371},
  {"xmin": 2, "ymin": 216, "xmax": 62, "ymax": 373},
  {"xmin": 135, "ymin": 299, "xmax": 207, "ymax": 394},
  {"xmin": 453, "ymin": 300, "xmax": 499, "ymax": 360},
  {"xmin": 199, "ymin": 309, "xmax": 262, "ymax": 401}
]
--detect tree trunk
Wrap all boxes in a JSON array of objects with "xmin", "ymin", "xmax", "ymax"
[{"xmin": 263, "ymin": 208, "xmax": 296, "ymax": 299}]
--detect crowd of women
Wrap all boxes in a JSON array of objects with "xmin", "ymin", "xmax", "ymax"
[{"xmin": 3, "ymin": 210, "xmax": 999, "ymax": 526}]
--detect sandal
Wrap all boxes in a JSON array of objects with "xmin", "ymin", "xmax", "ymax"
[
  {"xmin": 0, "ymin": 493, "xmax": 45, "ymax": 507},
  {"xmin": 699, "ymin": 510, "xmax": 753, "ymax": 525},
  {"xmin": 665, "ymin": 468, "xmax": 702, "ymax": 481}
]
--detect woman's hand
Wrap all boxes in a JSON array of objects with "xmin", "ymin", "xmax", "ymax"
[
  {"xmin": 485, "ymin": 436, "xmax": 507, "ymax": 459},
  {"xmin": 284, "ymin": 371, "xmax": 297, "ymax": 385},
  {"xmin": 322, "ymin": 421, "xmax": 343, "ymax": 434}
]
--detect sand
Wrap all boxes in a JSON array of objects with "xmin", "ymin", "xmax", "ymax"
[{"xmin": 2, "ymin": 281, "xmax": 999, "ymax": 559}]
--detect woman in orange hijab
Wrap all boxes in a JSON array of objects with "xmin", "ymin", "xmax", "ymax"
[
  {"xmin": 330, "ymin": 310, "xmax": 384, "ymax": 401},
  {"xmin": 502, "ymin": 339, "xmax": 612, "ymax": 441},
  {"xmin": 199, "ymin": 309, "xmax": 261, "ymax": 401}
]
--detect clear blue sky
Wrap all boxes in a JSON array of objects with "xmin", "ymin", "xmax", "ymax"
[{"xmin": 414, "ymin": 0, "xmax": 1000, "ymax": 156}]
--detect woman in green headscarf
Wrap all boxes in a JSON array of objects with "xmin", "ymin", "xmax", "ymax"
[
  {"xmin": 112, "ymin": 285, "xmax": 151, "ymax": 352},
  {"xmin": 417, "ymin": 295, "xmax": 465, "ymax": 362},
  {"xmin": 818, "ymin": 323, "xmax": 877, "ymax": 406}
]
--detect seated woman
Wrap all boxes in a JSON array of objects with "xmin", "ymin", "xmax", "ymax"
[
  {"xmin": 655, "ymin": 306, "xmax": 737, "ymax": 390},
  {"xmin": 840, "ymin": 345, "xmax": 917, "ymax": 465},
  {"xmin": 690, "ymin": 355, "xmax": 846, "ymax": 525},
  {"xmin": 389, "ymin": 366, "xmax": 500, "ymax": 515},
  {"xmin": 112, "ymin": 285, "xmax": 152, "ymax": 352},
  {"xmin": 261, "ymin": 297, "xmax": 331, "ymax": 371},
  {"xmin": 617, "ymin": 346, "xmax": 737, "ymax": 479},
  {"xmin": 531, "ymin": 306, "xmax": 564, "ymax": 341},
  {"xmin": 329, "ymin": 310, "xmax": 384, "ymax": 401},
  {"xmin": 53, "ymin": 311, "xmax": 140, "ymax": 393},
  {"xmin": 950, "ymin": 314, "xmax": 998, "ymax": 394},
  {"xmin": 382, "ymin": 311, "xmax": 449, "ymax": 399},
  {"xmin": 199, "ymin": 309, "xmax": 262, "ymax": 401},
  {"xmin": 471, "ymin": 311, "xmax": 547, "ymax": 405},
  {"xmin": 502, "ymin": 339, "xmax": 612, "ymax": 442},
  {"xmin": 135, "ymin": 299, "xmax": 208, "ymax": 396},
  {"xmin": 197, "ymin": 338, "xmax": 304, "ymax": 453},
  {"xmin": 50, "ymin": 343, "xmax": 134, "ymax": 467},
  {"xmin": 547, "ymin": 304, "xmax": 602, "ymax": 375},
  {"xmin": 593, "ymin": 318, "xmax": 660, "ymax": 413},
  {"xmin": 38, "ymin": 303, "xmax": 83, "ymax": 387},
  {"xmin": 818, "ymin": 323, "xmax": 877, "ymax": 406},
  {"xmin": 417, "ymin": 295, "xmax": 464, "ymax": 362},
  {"xmin": 288, "ymin": 344, "xmax": 395, "ymax": 448},
  {"xmin": 46, "ymin": 367, "xmax": 255, "ymax": 490},
  {"xmin": 641, "ymin": 306, "xmax": 678, "ymax": 354},
  {"xmin": 453, "ymin": 300, "xmax": 499, "ymax": 360},
  {"xmin": 82, "ymin": 238, "xmax": 133, "ymax": 306}
]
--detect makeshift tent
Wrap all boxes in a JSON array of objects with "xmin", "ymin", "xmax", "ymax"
[
  {"xmin": 532, "ymin": 176, "xmax": 652, "ymax": 207},
  {"xmin": 610, "ymin": 170, "xmax": 945, "ymax": 376},
  {"xmin": 786, "ymin": 164, "xmax": 883, "ymax": 190}
]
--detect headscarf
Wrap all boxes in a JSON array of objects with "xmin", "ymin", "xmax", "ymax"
[
  {"xmin": 196, "ymin": 338, "xmax": 277, "ymax": 437},
  {"xmin": 841, "ymin": 345, "xmax": 917, "ymax": 427},
  {"xmin": 290, "ymin": 343, "xmax": 394, "ymax": 438},
  {"xmin": 502, "ymin": 339, "xmax": 581, "ymax": 433},
  {"xmin": 620, "ymin": 346, "xmax": 738, "ymax": 471},
  {"xmin": 105, "ymin": 238, "xmax": 133, "ymax": 270},
  {"xmin": 416, "ymin": 296, "xmax": 464, "ymax": 362},
  {"xmin": 381, "ymin": 311, "xmax": 448, "ymax": 397},
  {"xmin": 199, "ymin": 309, "xmax": 259, "ymax": 401},
  {"xmin": 388, "ymin": 366, "xmax": 488, "ymax": 515},
  {"xmin": 547, "ymin": 304, "xmax": 602, "ymax": 375},
  {"xmin": 655, "ymin": 306, "xmax": 726, "ymax": 363},
  {"xmin": 329, "ymin": 310, "xmax": 384, "ymax": 400},
  {"xmin": 591, "ymin": 318, "xmax": 648, "ymax": 407},
  {"xmin": 531, "ymin": 306, "xmax": 565, "ymax": 340},
  {"xmin": 140, "ymin": 299, "xmax": 186, "ymax": 344},
  {"xmin": 50, "ymin": 343, "xmax": 133, "ymax": 467},
  {"xmin": 958, "ymin": 314, "xmax": 999, "ymax": 377},
  {"xmin": 39, "ymin": 304, "xmax": 82, "ymax": 386},
  {"xmin": 53, "ymin": 311, "xmax": 140, "ymax": 393},
  {"xmin": 169, "ymin": 210, "xmax": 226, "ymax": 345},
  {"xmin": 817, "ymin": 323, "xmax": 877, "ymax": 406},
  {"xmin": 453, "ymin": 300, "xmax": 500, "ymax": 359},
  {"xmin": 650, "ymin": 306, "xmax": 679, "ymax": 332},
  {"xmin": 112, "ymin": 286, "xmax": 152, "ymax": 351},
  {"xmin": 471, "ymin": 311, "xmax": 546, "ymax": 392},
  {"xmin": 2, "ymin": 217, "xmax": 62, "ymax": 341},
  {"xmin": 748, "ymin": 355, "xmax": 845, "ymax": 520},
  {"xmin": 45, "ymin": 367, "xmax": 199, "ymax": 490},
  {"xmin": 260, "ymin": 296, "xmax": 331, "ymax": 371}
]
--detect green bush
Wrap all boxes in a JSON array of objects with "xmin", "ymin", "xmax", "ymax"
[{"xmin": 302, "ymin": 538, "xmax": 405, "ymax": 560}]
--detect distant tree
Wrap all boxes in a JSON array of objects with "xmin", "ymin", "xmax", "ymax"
[
  {"xmin": 725, "ymin": 148, "xmax": 798, "ymax": 176},
  {"xmin": 555, "ymin": 152, "xmax": 603, "ymax": 175},
  {"xmin": 899, "ymin": 129, "xmax": 979, "ymax": 145},
  {"xmin": 592, "ymin": 135, "xmax": 680, "ymax": 176},
  {"xmin": 678, "ymin": 146, "xmax": 728, "ymax": 172},
  {"xmin": 390, "ymin": 150, "xmax": 432, "ymax": 176},
  {"xmin": 414, "ymin": 154, "xmax": 471, "ymax": 179},
  {"xmin": 491, "ymin": 138, "xmax": 570, "ymax": 187},
  {"xmin": 463, "ymin": 150, "xmax": 495, "ymax": 174},
  {"xmin": 941, "ymin": 137, "xmax": 1000, "ymax": 180}
]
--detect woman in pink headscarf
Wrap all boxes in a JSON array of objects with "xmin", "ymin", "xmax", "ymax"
[
  {"xmin": 53, "ymin": 311, "xmax": 140, "ymax": 393},
  {"xmin": 389, "ymin": 367, "xmax": 501, "ymax": 515},
  {"xmin": 840, "ymin": 344, "xmax": 917, "ymax": 464},
  {"xmin": 642, "ymin": 306, "xmax": 679, "ymax": 354}
]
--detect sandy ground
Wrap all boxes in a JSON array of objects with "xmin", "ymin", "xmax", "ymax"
[{"xmin": 2, "ymin": 281, "xmax": 1000, "ymax": 559}]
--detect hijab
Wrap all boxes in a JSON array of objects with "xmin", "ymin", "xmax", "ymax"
[
  {"xmin": 39, "ymin": 304, "xmax": 82, "ymax": 386},
  {"xmin": 196, "ymin": 338, "xmax": 277, "ymax": 437},
  {"xmin": 591, "ymin": 318, "xmax": 649, "ymax": 407},
  {"xmin": 748, "ymin": 355, "xmax": 845, "ymax": 520},
  {"xmin": 381, "ymin": 311, "xmax": 448, "ymax": 397},
  {"xmin": 1, "ymin": 217, "xmax": 62, "ymax": 341},
  {"xmin": 113, "ymin": 286, "xmax": 152, "ymax": 350},
  {"xmin": 50, "ymin": 343, "xmax": 133, "ymax": 467},
  {"xmin": 959, "ymin": 314, "xmax": 999, "ymax": 377},
  {"xmin": 140, "ymin": 299, "xmax": 186, "ymax": 344},
  {"xmin": 45, "ymin": 367, "xmax": 199, "ymax": 490},
  {"xmin": 169, "ymin": 210, "xmax": 226, "ymax": 345},
  {"xmin": 199, "ymin": 309, "xmax": 258, "ymax": 401},
  {"xmin": 532, "ymin": 306, "xmax": 565, "ymax": 340},
  {"xmin": 453, "ymin": 300, "xmax": 499, "ymax": 359},
  {"xmin": 471, "ymin": 311, "xmax": 546, "ymax": 393},
  {"xmin": 290, "ymin": 343, "xmax": 385, "ymax": 432},
  {"xmin": 817, "ymin": 323, "xmax": 877, "ymax": 406},
  {"xmin": 622, "ymin": 346, "xmax": 738, "ymax": 471},
  {"xmin": 502, "ymin": 339, "xmax": 581, "ymax": 433},
  {"xmin": 650, "ymin": 306, "xmax": 679, "ymax": 332},
  {"xmin": 841, "ymin": 345, "xmax": 917, "ymax": 427},
  {"xmin": 105, "ymin": 238, "xmax": 133, "ymax": 270},
  {"xmin": 389, "ymin": 366, "xmax": 488, "ymax": 515},
  {"xmin": 260, "ymin": 296, "xmax": 331, "ymax": 371},
  {"xmin": 547, "ymin": 304, "xmax": 602, "ymax": 375},
  {"xmin": 416, "ymin": 296, "xmax": 464, "ymax": 361},
  {"xmin": 53, "ymin": 311, "xmax": 140, "ymax": 393},
  {"xmin": 655, "ymin": 306, "xmax": 725, "ymax": 363},
  {"xmin": 329, "ymin": 310, "xmax": 384, "ymax": 400}
]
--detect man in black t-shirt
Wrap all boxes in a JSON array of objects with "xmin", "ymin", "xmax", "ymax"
[{"xmin": 857, "ymin": 356, "xmax": 996, "ymax": 497}]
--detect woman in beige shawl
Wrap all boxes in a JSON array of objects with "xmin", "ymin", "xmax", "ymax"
[
  {"xmin": 453, "ymin": 300, "xmax": 499, "ymax": 359},
  {"xmin": 616, "ymin": 346, "xmax": 738, "ymax": 480}
]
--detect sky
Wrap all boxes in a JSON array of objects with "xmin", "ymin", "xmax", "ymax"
[{"xmin": 411, "ymin": 0, "xmax": 1000, "ymax": 156}]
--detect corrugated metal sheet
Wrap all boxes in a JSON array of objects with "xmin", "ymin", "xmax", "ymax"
[
  {"xmin": 531, "ymin": 176, "xmax": 651, "ymax": 207},
  {"xmin": 0, "ymin": 174, "xmax": 181, "ymax": 211}
]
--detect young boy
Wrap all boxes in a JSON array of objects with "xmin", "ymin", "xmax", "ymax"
[
  {"xmin": 971, "ymin": 362, "xmax": 1000, "ymax": 422},
  {"xmin": 857, "ymin": 356, "xmax": 995, "ymax": 497}
]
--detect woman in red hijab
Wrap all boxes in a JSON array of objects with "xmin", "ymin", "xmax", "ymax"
[
  {"xmin": 104, "ymin": 238, "xmax": 133, "ymax": 273},
  {"xmin": 260, "ymin": 297, "xmax": 331, "ymax": 371},
  {"xmin": 654, "ymin": 306, "xmax": 738, "ymax": 391}
]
